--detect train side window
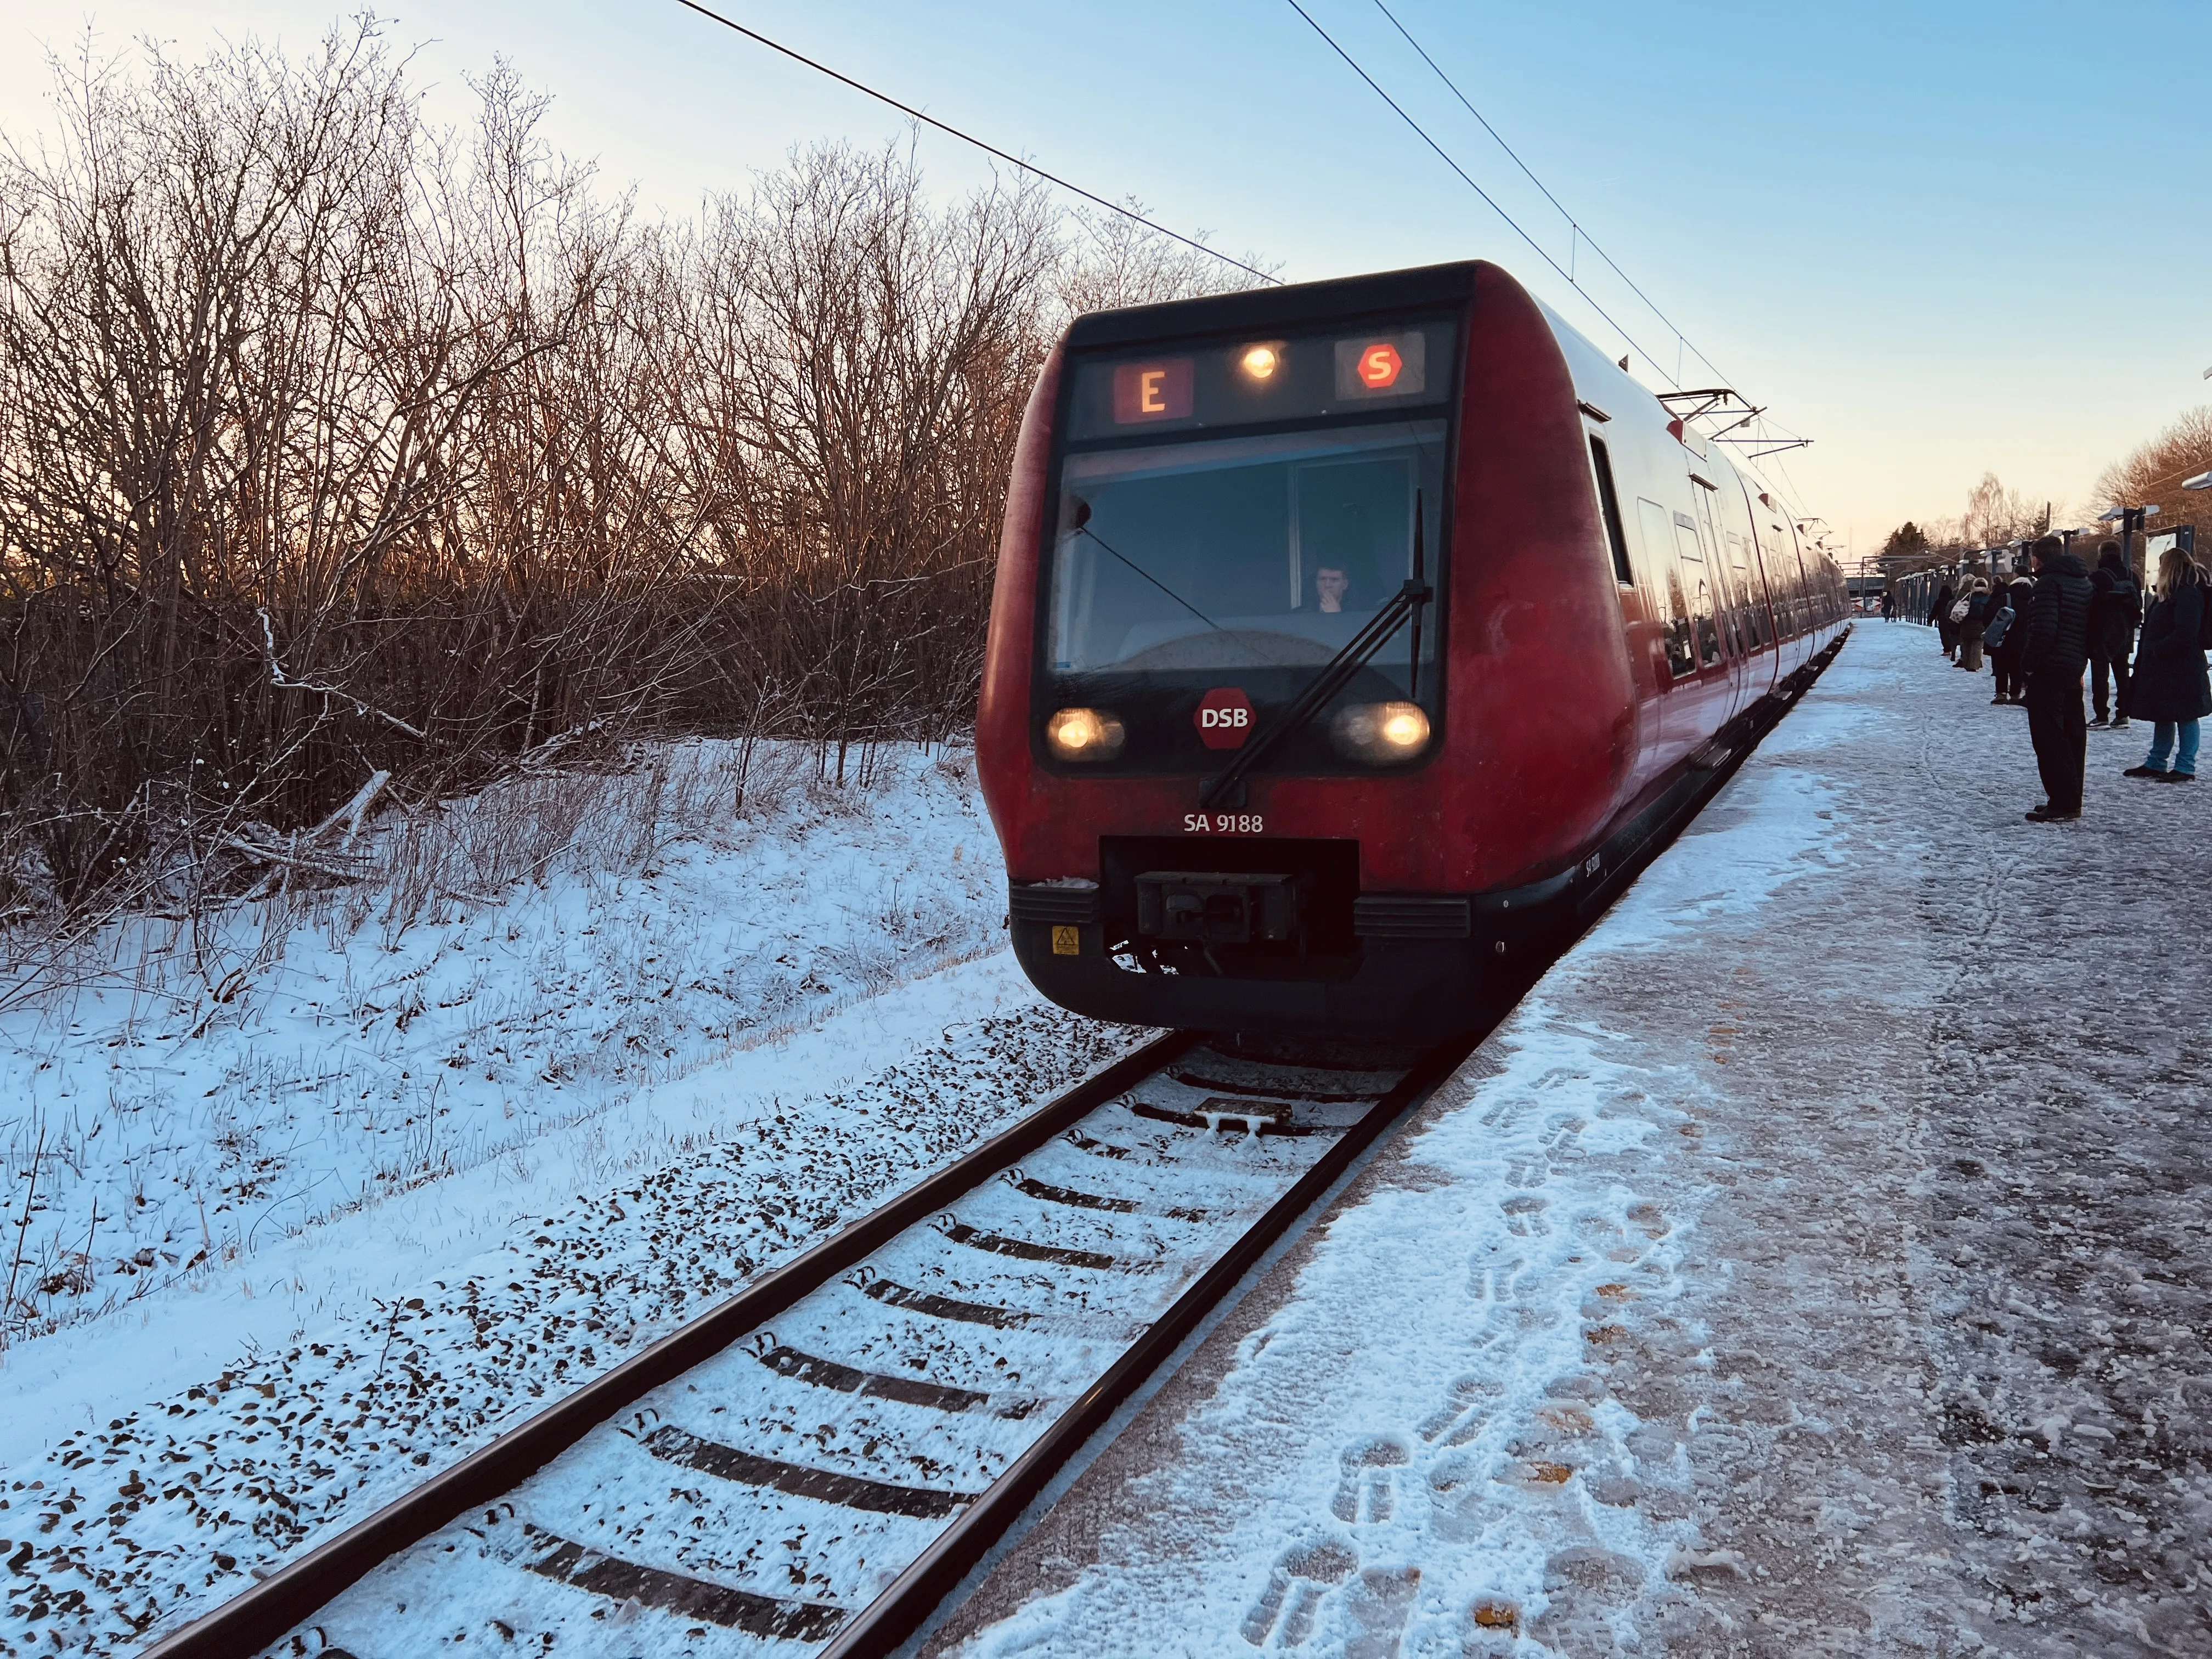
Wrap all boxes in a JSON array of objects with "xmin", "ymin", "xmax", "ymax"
[{"xmin": 1588, "ymin": 437, "xmax": 1633, "ymax": 585}]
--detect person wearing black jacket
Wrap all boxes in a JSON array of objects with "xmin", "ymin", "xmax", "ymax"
[
  {"xmin": 2086, "ymin": 541, "xmax": 2141, "ymax": 729},
  {"xmin": 1989, "ymin": 573, "xmax": 2034, "ymax": 703},
  {"xmin": 2019, "ymin": 535, "xmax": 2094, "ymax": 821},
  {"xmin": 1933, "ymin": 580, "xmax": 1957, "ymax": 659},
  {"xmin": 2121, "ymin": 549, "xmax": 2211, "ymax": 782}
]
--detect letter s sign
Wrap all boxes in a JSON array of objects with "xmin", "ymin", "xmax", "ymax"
[{"xmin": 1194, "ymin": 686, "xmax": 1254, "ymax": 750}]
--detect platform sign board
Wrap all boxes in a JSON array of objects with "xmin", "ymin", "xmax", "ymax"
[{"xmin": 2145, "ymin": 526, "xmax": 2195, "ymax": 589}]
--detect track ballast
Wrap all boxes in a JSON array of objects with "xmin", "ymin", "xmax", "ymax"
[{"xmin": 144, "ymin": 1031, "xmax": 1471, "ymax": 1659}]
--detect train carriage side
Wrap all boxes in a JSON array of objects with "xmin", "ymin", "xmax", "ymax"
[{"xmin": 1548, "ymin": 306, "xmax": 1844, "ymax": 763}]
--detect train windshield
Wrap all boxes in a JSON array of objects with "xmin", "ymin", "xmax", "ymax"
[{"xmin": 1047, "ymin": 422, "xmax": 1449, "ymax": 679}]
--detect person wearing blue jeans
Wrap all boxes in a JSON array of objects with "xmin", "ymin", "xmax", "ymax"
[
  {"xmin": 2121, "ymin": 549, "xmax": 2209, "ymax": 783},
  {"xmin": 2141, "ymin": 718, "xmax": 2201, "ymax": 778}
]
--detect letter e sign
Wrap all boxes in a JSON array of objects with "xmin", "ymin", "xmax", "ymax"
[
  {"xmin": 1194, "ymin": 686, "xmax": 1254, "ymax": 749},
  {"xmin": 1111, "ymin": 359, "xmax": 1194, "ymax": 423}
]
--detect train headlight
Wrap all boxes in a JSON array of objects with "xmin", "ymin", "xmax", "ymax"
[
  {"xmin": 1045, "ymin": 707, "xmax": 1126, "ymax": 761},
  {"xmin": 1330, "ymin": 701, "xmax": 1431, "ymax": 764}
]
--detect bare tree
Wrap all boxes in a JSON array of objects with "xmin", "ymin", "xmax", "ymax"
[
  {"xmin": 0, "ymin": 25, "xmax": 1268, "ymax": 936},
  {"xmin": 2095, "ymin": 405, "xmax": 2212, "ymax": 551},
  {"xmin": 1959, "ymin": 472, "xmax": 2050, "ymax": 550}
]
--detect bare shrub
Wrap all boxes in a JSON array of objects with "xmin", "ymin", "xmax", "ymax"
[{"xmin": 0, "ymin": 19, "xmax": 1265, "ymax": 967}]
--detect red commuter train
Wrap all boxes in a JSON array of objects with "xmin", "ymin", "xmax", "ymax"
[{"xmin": 977, "ymin": 259, "xmax": 1846, "ymax": 1042}]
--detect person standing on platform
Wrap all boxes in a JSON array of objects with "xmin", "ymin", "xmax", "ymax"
[
  {"xmin": 2121, "ymin": 549, "xmax": 2209, "ymax": 783},
  {"xmin": 2019, "ymin": 535, "xmax": 2093, "ymax": 822},
  {"xmin": 2087, "ymin": 541, "xmax": 2141, "ymax": 730},
  {"xmin": 2008, "ymin": 575, "xmax": 2035, "ymax": 703},
  {"xmin": 1881, "ymin": 589, "xmax": 1897, "ymax": 622},
  {"xmin": 1958, "ymin": 578, "xmax": 1993, "ymax": 671},
  {"xmin": 1986, "ymin": 575, "xmax": 2028, "ymax": 703},
  {"xmin": 1933, "ymin": 578, "xmax": 1957, "ymax": 660}
]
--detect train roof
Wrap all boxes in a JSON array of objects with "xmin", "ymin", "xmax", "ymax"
[{"xmin": 1064, "ymin": 261, "xmax": 1481, "ymax": 349}]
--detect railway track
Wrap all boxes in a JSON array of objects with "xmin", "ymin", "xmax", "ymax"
[{"xmin": 143, "ymin": 1029, "xmax": 1475, "ymax": 1659}]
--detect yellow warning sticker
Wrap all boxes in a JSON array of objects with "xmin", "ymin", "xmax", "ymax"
[{"xmin": 1051, "ymin": 925, "xmax": 1081, "ymax": 956}]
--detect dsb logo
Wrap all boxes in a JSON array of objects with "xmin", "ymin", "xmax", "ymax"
[{"xmin": 1194, "ymin": 686, "xmax": 1254, "ymax": 749}]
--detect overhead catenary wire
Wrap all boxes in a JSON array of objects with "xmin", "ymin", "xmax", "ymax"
[
  {"xmin": 1365, "ymin": 0, "xmax": 1731, "ymax": 397},
  {"xmin": 1278, "ymin": 0, "xmax": 1673, "ymax": 383},
  {"xmin": 670, "ymin": 0, "xmax": 1279, "ymax": 287},
  {"xmin": 1296, "ymin": 0, "xmax": 1813, "ymax": 466},
  {"xmin": 673, "ymin": 0, "xmax": 1818, "ymax": 502}
]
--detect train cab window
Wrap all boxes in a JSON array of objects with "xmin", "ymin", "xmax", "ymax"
[
  {"xmin": 1050, "ymin": 422, "xmax": 1447, "ymax": 676},
  {"xmin": 1041, "ymin": 414, "xmax": 1451, "ymax": 772},
  {"xmin": 1673, "ymin": 514, "xmax": 1722, "ymax": 670},
  {"xmin": 1588, "ymin": 437, "xmax": 1633, "ymax": 585}
]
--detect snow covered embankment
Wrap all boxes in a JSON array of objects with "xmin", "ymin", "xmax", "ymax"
[{"xmin": 0, "ymin": 742, "xmax": 1138, "ymax": 1656}]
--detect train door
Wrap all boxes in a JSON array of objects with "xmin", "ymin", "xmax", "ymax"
[
  {"xmin": 1689, "ymin": 476, "xmax": 1748, "ymax": 715},
  {"xmin": 1750, "ymin": 503, "xmax": 1803, "ymax": 670},
  {"xmin": 1588, "ymin": 435, "xmax": 1660, "ymax": 699},
  {"xmin": 1671, "ymin": 512, "xmax": 1723, "ymax": 677},
  {"xmin": 1668, "ymin": 507, "xmax": 1728, "ymax": 753},
  {"xmin": 1635, "ymin": 496, "xmax": 1697, "ymax": 686},
  {"xmin": 1718, "ymin": 469, "xmax": 1777, "ymax": 696}
]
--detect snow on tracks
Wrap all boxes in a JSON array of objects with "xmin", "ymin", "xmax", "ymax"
[
  {"xmin": 1, "ymin": 1002, "xmax": 1136, "ymax": 1654},
  {"xmin": 272, "ymin": 1046, "xmax": 1418, "ymax": 1657}
]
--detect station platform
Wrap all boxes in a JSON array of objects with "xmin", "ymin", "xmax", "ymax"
[{"xmin": 924, "ymin": 622, "xmax": 2212, "ymax": 1657}]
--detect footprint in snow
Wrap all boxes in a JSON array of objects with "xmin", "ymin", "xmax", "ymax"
[
  {"xmin": 1330, "ymin": 1436, "xmax": 1411, "ymax": 1524},
  {"xmin": 1241, "ymin": 1538, "xmax": 1357, "ymax": 1647},
  {"xmin": 1344, "ymin": 1564, "xmax": 1422, "ymax": 1658},
  {"xmin": 1417, "ymin": 1376, "xmax": 1502, "ymax": 1444},
  {"xmin": 1501, "ymin": 1195, "xmax": 1548, "ymax": 1237}
]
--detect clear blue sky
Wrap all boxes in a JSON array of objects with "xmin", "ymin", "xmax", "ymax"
[{"xmin": 8, "ymin": 0, "xmax": 2209, "ymax": 560}]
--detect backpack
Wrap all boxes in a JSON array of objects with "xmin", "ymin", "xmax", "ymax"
[
  {"xmin": 1949, "ymin": 597, "xmax": 1973, "ymax": 623},
  {"xmin": 2114, "ymin": 577, "xmax": 2142, "ymax": 630},
  {"xmin": 1982, "ymin": 602, "xmax": 2014, "ymax": 650}
]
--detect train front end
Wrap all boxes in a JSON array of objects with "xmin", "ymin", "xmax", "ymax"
[{"xmin": 977, "ymin": 262, "xmax": 1637, "ymax": 1041}]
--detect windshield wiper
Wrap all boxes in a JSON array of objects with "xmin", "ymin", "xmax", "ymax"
[
  {"xmin": 1068, "ymin": 499, "xmax": 1220, "ymax": 633},
  {"xmin": 1199, "ymin": 495, "xmax": 1430, "ymax": 810}
]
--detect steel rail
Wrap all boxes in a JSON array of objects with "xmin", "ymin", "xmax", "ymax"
[
  {"xmin": 818, "ymin": 1031, "xmax": 1478, "ymax": 1658},
  {"xmin": 138, "ymin": 1030, "xmax": 1199, "ymax": 1659}
]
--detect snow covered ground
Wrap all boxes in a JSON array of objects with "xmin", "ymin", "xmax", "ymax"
[
  {"xmin": 0, "ymin": 742, "xmax": 1144, "ymax": 1655},
  {"xmin": 931, "ymin": 622, "xmax": 2212, "ymax": 1657}
]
